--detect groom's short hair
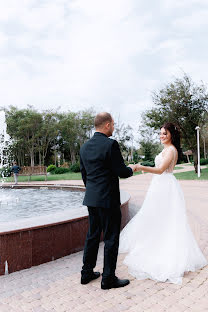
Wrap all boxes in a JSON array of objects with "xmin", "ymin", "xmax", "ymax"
[{"xmin": 94, "ymin": 112, "xmax": 113, "ymax": 128}]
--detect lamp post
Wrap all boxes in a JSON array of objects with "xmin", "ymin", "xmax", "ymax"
[{"xmin": 195, "ymin": 126, "xmax": 200, "ymax": 178}]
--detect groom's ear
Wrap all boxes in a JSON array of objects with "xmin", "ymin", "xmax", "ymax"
[{"xmin": 105, "ymin": 122, "xmax": 110, "ymax": 129}]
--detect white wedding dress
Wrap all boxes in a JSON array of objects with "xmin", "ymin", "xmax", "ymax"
[{"xmin": 119, "ymin": 146, "xmax": 207, "ymax": 284}]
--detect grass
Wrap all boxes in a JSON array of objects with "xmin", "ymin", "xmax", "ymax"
[
  {"xmin": 174, "ymin": 167, "xmax": 208, "ymax": 180},
  {"xmin": 133, "ymin": 171, "xmax": 143, "ymax": 176},
  {"xmin": 4, "ymin": 172, "xmax": 82, "ymax": 182},
  {"xmin": 174, "ymin": 166, "xmax": 184, "ymax": 170},
  {"xmin": 4, "ymin": 166, "xmax": 208, "ymax": 182},
  {"xmin": 5, "ymin": 170, "xmax": 143, "ymax": 183}
]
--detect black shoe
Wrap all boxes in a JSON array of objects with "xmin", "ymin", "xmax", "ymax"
[
  {"xmin": 81, "ymin": 272, "xmax": 101, "ymax": 285},
  {"xmin": 101, "ymin": 276, "xmax": 130, "ymax": 290}
]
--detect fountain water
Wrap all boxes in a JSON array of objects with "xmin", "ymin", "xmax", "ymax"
[
  {"xmin": 0, "ymin": 188, "xmax": 84, "ymax": 222},
  {"xmin": 0, "ymin": 110, "xmax": 11, "ymax": 169},
  {"xmin": 4, "ymin": 260, "xmax": 8, "ymax": 275}
]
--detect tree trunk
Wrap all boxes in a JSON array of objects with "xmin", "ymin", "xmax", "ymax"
[
  {"xmin": 54, "ymin": 151, "xmax": 57, "ymax": 167},
  {"xmin": 42, "ymin": 154, "xmax": 45, "ymax": 166},
  {"xmin": 21, "ymin": 153, "xmax": 25, "ymax": 167},
  {"xmin": 30, "ymin": 150, "xmax": 34, "ymax": 167},
  {"xmin": 70, "ymin": 147, "xmax": 76, "ymax": 165},
  {"xmin": 39, "ymin": 150, "xmax": 42, "ymax": 166},
  {"xmin": 203, "ymin": 138, "xmax": 207, "ymax": 159},
  {"xmin": 17, "ymin": 155, "xmax": 21, "ymax": 167},
  {"xmin": 193, "ymin": 150, "xmax": 200, "ymax": 173}
]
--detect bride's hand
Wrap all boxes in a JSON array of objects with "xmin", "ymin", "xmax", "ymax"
[{"xmin": 135, "ymin": 164, "xmax": 142, "ymax": 172}]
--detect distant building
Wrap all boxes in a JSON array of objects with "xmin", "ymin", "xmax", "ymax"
[{"xmin": 0, "ymin": 110, "xmax": 11, "ymax": 167}]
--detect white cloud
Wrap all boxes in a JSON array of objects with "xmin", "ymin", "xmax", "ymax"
[
  {"xmin": 0, "ymin": 0, "xmax": 207, "ymax": 133},
  {"xmin": 160, "ymin": 0, "xmax": 208, "ymax": 10},
  {"xmin": 0, "ymin": 32, "xmax": 7, "ymax": 47},
  {"xmin": 172, "ymin": 9, "xmax": 208, "ymax": 32}
]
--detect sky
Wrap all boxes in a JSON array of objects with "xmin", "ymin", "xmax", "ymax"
[{"xmin": 0, "ymin": 0, "xmax": 208, "ymax": 134}]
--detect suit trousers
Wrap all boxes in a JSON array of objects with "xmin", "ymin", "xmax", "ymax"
[{"xmin": 81, "ymin": 205, "xmax": 121, "ymax": 280}]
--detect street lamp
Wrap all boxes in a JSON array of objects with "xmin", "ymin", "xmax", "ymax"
[{"xmin": 195, "ymin": 126, "xmax": 200, "ymax": 178}]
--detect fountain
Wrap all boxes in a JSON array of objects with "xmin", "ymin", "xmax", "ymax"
[
  {"xmin": 0, "ymin": 110, "xmax": 11, "ymax": 170},
  {"xmin": 0, "ymin": 185, "xmax": 130, "ymax": 275},
  {"xmin": 0, "ymin": 110, "xmax": 130, "ymax": 275}
]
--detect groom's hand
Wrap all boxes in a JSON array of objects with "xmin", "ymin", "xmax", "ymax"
[{"xmin": 128, "ymin": 164, "xmax": 136, "ymax": 172}]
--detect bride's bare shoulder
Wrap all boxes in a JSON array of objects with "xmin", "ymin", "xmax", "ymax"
[
  {"xmin": 162, "ymin": 145, "xmax": 177, "ymax": 156},
  {"xmin": 165, "ymin": 145, "xmax": 177, "ymax": 151},
  {"xmin": 170, "ymin": 145, "xmax": 178, "ymax": 155}
]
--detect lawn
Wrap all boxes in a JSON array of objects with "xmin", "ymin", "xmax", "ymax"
[
  {"xmin": 174, "ymin": 167, "xmax": 208, "ymax": 180},
  {"xmin": 174, "ymin": 166, "xmax": 184, "ymax": 170},
  {"xmin": 133, "ymin": 171, "xmax": 143, "ymax": 176},
  {"xmin": 4, "ymin": 167, "xmax": 208, "ymax": 182},
  {"xmin": 4, "ymin": 172, "xmax": 82, "ymax": 182},
  {"xmin": 5, "ymin": 170, "xmax": 143, "ymax": 183}
]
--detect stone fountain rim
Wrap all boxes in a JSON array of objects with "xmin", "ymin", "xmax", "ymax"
[{"xmin": 0, "ymin": 184, "xmax": 130, "ymax": 235}]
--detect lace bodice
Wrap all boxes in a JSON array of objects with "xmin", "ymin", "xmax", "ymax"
[{"xmin": 155, "ymin": 145, "xmax": 178, "ymax": 173}]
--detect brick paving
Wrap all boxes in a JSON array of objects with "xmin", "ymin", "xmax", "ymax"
[{"xmin": 1, "ymin": 172, "xmax": 208, "ymax": 312}]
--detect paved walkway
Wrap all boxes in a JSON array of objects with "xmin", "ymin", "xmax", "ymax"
[{"xmin": 1, "ymin": 173, "xmax": 208, "ymax": 312}]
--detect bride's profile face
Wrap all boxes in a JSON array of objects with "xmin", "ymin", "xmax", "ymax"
[{"xmin": 160, "ymin": 127, "xmax": 171, "ymax": 145}]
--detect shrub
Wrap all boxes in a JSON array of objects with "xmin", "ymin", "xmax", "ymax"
[
  {"xmin": 61, "ymin": 162, "xmax": 70, "ymax": 168},
  {"xmin": 47, "ymin": 165, "xmax": 57, "ymax": 173},
  {"xmin": 0, "ymin": 166, "xmax": 12, "ymax": 177},
  {"xmin": 140, "ymin": 160, "xmax": 155, "ymax": 167},
  {"xmin": 69, "ymin": 162, "xmax": 80, "ymax": 172},
  {"xmin": 200, "ymin": 158, "xmax": 208, "ymax": 165},
  {"xmin": 54, "ymin": 167, "xmax": 70, "ymax": 174}
]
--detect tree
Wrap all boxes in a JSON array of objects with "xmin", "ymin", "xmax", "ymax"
[
  {"xmin": 200, "ymin": 112, "xmax": 208, "ymax": 159},
  {"xmin": 37, "ymin": 110, "xmax": 59, "ymax": 165},
  {"xmin": 143, "ymin": 74, "xmax": 208, "ymax": 172},
  {"xmin": 6, "ymin": 106, "xmax": 42, "ymax": 166},
  {"xmin": 5, "ymin": 106, "xmax": 95, "ymax": 167},
  {"xmin": 6, "ymin": 106, "xmax": 60, "ymax": 166},
  {"xmin": 58, "ymin": 109, "xmax": 95, "ymax": 165},
  {"xmin": 76, "ymin": 109, "xmax": 95, "ymax": 146},
  {"xmin": 138, "ymin": 125, "xmax": 161, "ymax": 161},
  {"xmin": 113, "ymin": 118, "xmax": 133, "ymax": 160},
  {"xmin": 139, "ymin": 141, "xmax": 161, "ymax": 161}
]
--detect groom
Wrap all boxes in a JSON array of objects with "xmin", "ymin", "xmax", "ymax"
[{"xmin": 80, "ymin": 112, "xmax": 135, "ymax": 290}]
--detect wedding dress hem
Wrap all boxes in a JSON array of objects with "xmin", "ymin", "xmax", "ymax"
[{"xmin": 123, "ymin": 258, "xmax": 207, "ymax": 285}]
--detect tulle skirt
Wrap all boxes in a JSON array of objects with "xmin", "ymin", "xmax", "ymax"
[{"xmin": 119, "ymin": 173, "xmax": 207, "ymax": 284}]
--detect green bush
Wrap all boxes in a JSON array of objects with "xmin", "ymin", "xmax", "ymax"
[
  {"xmin": 0, "ymin": 166, "xmax": 12, "ymax": 177},
  {"xmin": 47, "ymin": 165, "xmax": 57, "ymax": 173},
  {"xmin": 200, "ymin": 158, "xmax": 208, "ymax": 165},
  {"xmin": 140, "ymin": 160, "xmax": 155, "ymax": 167},
  {"xmin": 54, "ymin": 167, "xmax": 70, "ymax": 174},
  {"xmin": 70, "ymin": 162, "xmax": 80, "ymax": 172}
]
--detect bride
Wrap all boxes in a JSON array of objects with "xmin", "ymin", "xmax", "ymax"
[{"xmin": 119, "ymin": 122, "xmax": 207, "ymax": 284}]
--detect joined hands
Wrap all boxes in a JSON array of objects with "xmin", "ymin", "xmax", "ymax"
[
  {"xmin": 128, "ymin": 164, "xmax": 136, "ymax": 172},
  {"xmin": 128, "ymin": 164, "xmax": 143, "ymax": 173}
]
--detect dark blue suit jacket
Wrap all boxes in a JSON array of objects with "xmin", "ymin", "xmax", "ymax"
[{"xmin": 80, "ymin": 132, "xmax": 133, "ymax": 209}]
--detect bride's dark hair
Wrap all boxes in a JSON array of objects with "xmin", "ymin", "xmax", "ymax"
[{"xmin": 161, "ymin": 122, "xmax": 182, "ymax": 162}]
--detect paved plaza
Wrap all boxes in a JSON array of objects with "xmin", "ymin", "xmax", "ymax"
[{"xmin": 1, "ymin": 171, "xmax": 208, "ymax": 312}]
